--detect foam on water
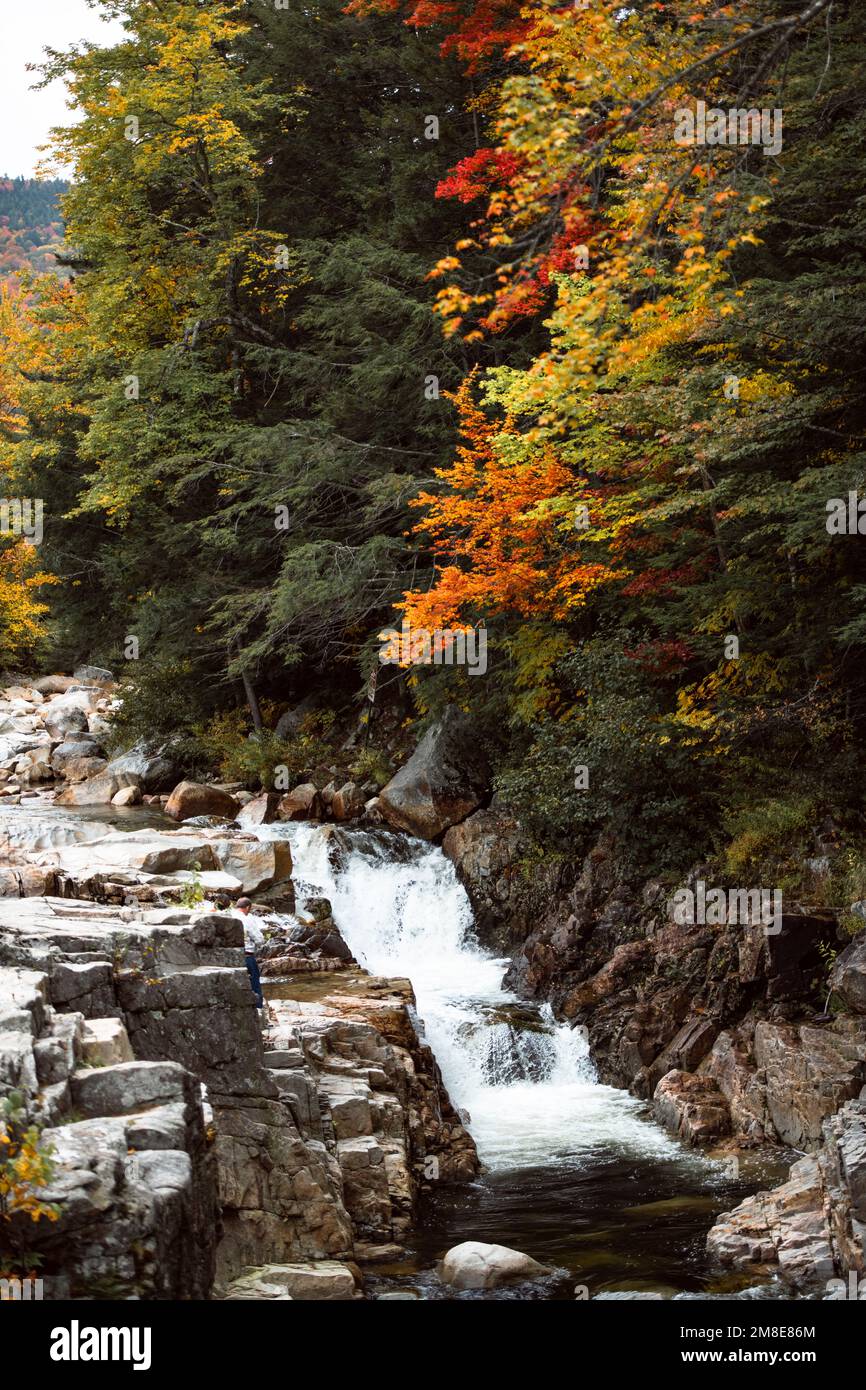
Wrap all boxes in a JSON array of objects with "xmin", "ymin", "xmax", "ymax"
[{"xmin": 259, "ymin": 822, "xmax": 684, "ymax": 1172}]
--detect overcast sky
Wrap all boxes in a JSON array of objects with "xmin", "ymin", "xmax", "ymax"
[{"xmin": 0, "ymin": 0, "xmax": 125, "ymax": 179}]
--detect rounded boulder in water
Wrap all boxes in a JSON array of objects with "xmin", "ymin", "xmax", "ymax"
[{"xmin": 440, "ymin": 1241, "xmax": 552, "ymax": 1290}]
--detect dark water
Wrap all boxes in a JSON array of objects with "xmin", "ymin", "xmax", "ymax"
[{"xmin": 389, "ymin": 1148, "xmax": 791, "ymax": 1300}]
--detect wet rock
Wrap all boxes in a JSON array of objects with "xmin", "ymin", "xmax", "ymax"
[
  {"xmin": 442, "ymin": 808, "xmax": 529, "ymax": 951},
  {"xmin": 236, "ymin": 792, "xmax": 279, "ymax": 827},
  {"xmin": 165, "ymin": 781, "xmax": 240, "ymax": 822},
  {"xmin": 112, "ymin": 785, "xmax": 141, "ymax": 807},
  {"xmin": 440, "ymin": 1240, "xmax": 552, "ymax": 1290},
  {"xmin": 332, "ymin": 782, "xmax": 365, "ymax": 822},
  {"xmin": 224, "ymin": 1262, "xmax": 358, "ymax": 1300},
  {"xmin": 707, "ymin": 1096, "xmax": 866, "ymax": 1292},
  {"xmin": 378, "ymin": 706, "xmax": 489, "ymax": 841},
  {"xmin": 653, "ymin": 1070, "xmax": 731, "ymax": 1145},
  {"xmin": 277, "ymin": 783, "xmax": 321, "ymax": 821}
]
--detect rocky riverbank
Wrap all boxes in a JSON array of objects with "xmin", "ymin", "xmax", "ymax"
[
  {"xmin": 3, "ymin": 672, "xmax": 866, "ymax": 1299},
  {"xmin": 442, "ymin": 809, "xmax": 866, "ymax": 1297},
  {"xmin": 0, "ymin": 892, "xmax": 478, "ymax": 1299}
]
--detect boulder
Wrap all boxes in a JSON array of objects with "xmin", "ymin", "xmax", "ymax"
[
  {"xmin": 59, "ymin": 756, "xmax": 109, "ymax": 785},
  {"xmin": 32, "ymin": 674, "xmax": 76, "ymax": 695},
  {"xmin": 55, "ymin": 771, "xmax": 139, "ymax": 806},
  {"xmin": 212, "ymin": 838, "xmax": 293, "ymax": 895},
  {"xmin": 0, "ymin": 732, "xmax": 45, "ymax": 763},
  {"xmin": 236, "ymin": 793, "xmax": 279, "ymax": 827},
  {"xmin": 112, "ymin": 785, "xmax": 142, "ymax": 807},
  {"xmin": 73, "ymin": 665, "xmax": 115, "ymax": 686},
  {"xmin": 277, "ymin": 783, "xmax": 321, "ymax": 821},
  {"xmin": 378, "ymin": 706, "xmax": 489, "ymax": 840},
  {"xmin": 224, "ymin": 1262, "xmax": 357, "ymax": 1301},
  {"xmin": 831, "ymin": 935, "xmax": 866, "ymax": 1015},
  {"xmin": 331, "ymin": 782, "xmax": 365, "ymax": 822},
  {"xmin": 104, "ymin": 741, "xmax": 180, "ymax": 794},
  {"xmin": 43, "ymin": 705, "xmax": 90, "ymax": 741},
  {"xmin": 165, "ymin": 781, "xmax": 239, "ymax": 822},
  {"xmin": 50, "ymin": 739, "xmax": 106, "ymax": 776},
  {"xmin": 50, "ymin": 831, "xmax": 219, "ymax": 877},
  {"xmin": 17, "ymin": 747, "xmax": 54, "ymax": 783},
  {"xmin": 274, "ymin": 694, "xmax": 319, "ymax": 741},
  {"xmin": 440, "ymin": 1241, "xmax": 552, "ymax": 1290}
]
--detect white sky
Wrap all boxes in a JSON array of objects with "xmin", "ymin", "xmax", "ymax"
[{"xmin": 0, "ymin": 0, "xmax": 125, "ymax": 178}]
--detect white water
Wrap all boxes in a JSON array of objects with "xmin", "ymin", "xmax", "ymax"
[{"xmin": 258, "ymin": 822, "xmax": 683, "ymax": 1173}]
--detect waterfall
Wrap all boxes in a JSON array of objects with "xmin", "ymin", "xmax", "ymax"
[{"xmin": 258, "ymin": 822, "xmax": 681, "ymax": 1172}]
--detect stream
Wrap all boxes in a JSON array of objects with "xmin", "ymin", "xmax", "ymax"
[
  {"xmin": 258, "ymin": 821, "xmax": 788, "ymax": 1299},
  {"xmin": 0, "ymin": 796, "xmax": 788, "ymax": 1299}
]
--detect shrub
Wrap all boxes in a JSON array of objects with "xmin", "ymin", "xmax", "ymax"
[
  {"xmin": 496, "ymin": 639, "xmax": 718, "ymax": 872},
  {"xmin": 722, "ymin": 795, "xmax": 818, "ymax": 881},
  {"xmin": 0, "ymin": 1091, "xmax": 60, "ymax": 1274},
  {"xmin": 108, "ymin": 660, "xmax": 210, "ymax": 764},
  {"xmin": 194, "ymin": 709, "xmax": 338, "ymax": 790}
]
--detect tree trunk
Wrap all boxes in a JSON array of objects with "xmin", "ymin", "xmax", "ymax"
[{"xmin": 239, "ymin": 663, "xmax": 263, "ymax": 734}]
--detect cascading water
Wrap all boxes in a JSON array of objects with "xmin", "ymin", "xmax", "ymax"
[
  {"xmin": 259, "ymin": 821, "xmax": 681, "ymax": 1173},
  {"xmin": 15, "ymin": 800, "xmax": 777, "ymax": 1294}
]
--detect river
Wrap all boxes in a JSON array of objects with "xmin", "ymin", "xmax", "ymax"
[
  {"xmin": 0, "ymin": 796, "xmax": 786, "ymax": 1298},
  {"xmin": 258, "ymin": 821, "xmax": 786, "ymax": 1299}
]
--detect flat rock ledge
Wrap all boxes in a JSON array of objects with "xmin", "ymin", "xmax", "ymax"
[
  {"xmin": 0, "ymin": 896, "xmax": 478, "ymax": 1299},
  {"xmin": 706, "ymin": 1093, "xmax": 866, "ymax": 1294}
]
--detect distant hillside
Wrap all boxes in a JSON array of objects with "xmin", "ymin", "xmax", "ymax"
[{"xmin": 0, "ymin": 177, "xmax": 69, "ymax": 283}]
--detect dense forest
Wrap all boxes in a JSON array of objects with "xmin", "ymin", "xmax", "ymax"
[
  {"xmin": 1, "ymin": 0, "xmax": 865, "ymax": 887},
  {"xmin": 0, "ymin": 177, "xmax": 68, "ymax": 283}
]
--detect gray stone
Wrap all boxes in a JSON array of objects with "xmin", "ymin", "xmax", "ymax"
[
  {"xmin": 440, "ymin": 1240, "xmax": 552, "ymax": 1290},
  {"xmin": 105, "ymin": 741, "xmax": 179, "ymax": 794},
  {"xmin": 378, "ymin": 706, "xmax": 489, "ymax": 841},
  {"xmin": 71, "ymin": 1060, "xmax": 191, "ymax": 1116},
  {"xmin": 73, "ymin": 666, "xmax": 115, "ymax": 686},
  {"xmin": 831, "ymin": 935, "xmax": 866, "ymax": 1016}
]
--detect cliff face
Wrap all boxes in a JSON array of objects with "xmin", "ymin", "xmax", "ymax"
[
  {"xmin": 0, "ymin": 896, "xmax": 478, "ymax": 1300},
  {"xmin": 445, "ymin": 807, "xmax": 866, "ymax": 1294}
]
